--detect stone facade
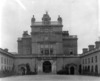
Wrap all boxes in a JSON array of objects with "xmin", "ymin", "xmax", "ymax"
[
  {"xmin": 1, "ymin": 13, "xmax": 100, "ymax": 76},
  {"xmin": 80, "ymin": 41, "xmax": 100, "ymax": 75},
  {"xmin": 16, "ymin": 12, "xmax": 79, "ymax": 74},
  {"xmin": 0, "ymin": 48, "xmax": 14, "ymax": 75}
]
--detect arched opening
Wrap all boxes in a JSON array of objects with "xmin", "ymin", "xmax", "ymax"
[
  {"xmin": 43, "ymin": 61, "xmax": 51, "ymax": 73},
  {"xmin": 20, "ymin": 67, "xmax": 25, "ymax": 75},
  {"xmin": 70, "ymin": 66, "xmax": 75, "ymax": 75},
  {"xmin": 26, "ymin": 63, "xmax": 31, "ymax": 74}
]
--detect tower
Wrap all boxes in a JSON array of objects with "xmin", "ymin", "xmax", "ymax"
[{"xmin": 31, "ymin": 12, "xmax": 63, "ymax": 55}]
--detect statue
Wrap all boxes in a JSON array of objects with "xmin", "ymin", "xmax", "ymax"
[
  {"xmin": 31, "ymin": 15, "xmax": 35, "ymax": 24},
  {"xmin": 58, "ymin": 15, "xmax": 62, "ymax": 23}
]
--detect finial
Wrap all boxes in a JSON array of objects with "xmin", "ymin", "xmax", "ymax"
[
  {"xmin": 31, "ymin": 15, "xmax": 35, "ymax": 24},
  {"xmin": 58, "ymin": 15, "xmax": 62, "ymax": 23},
  {"xmin": 58, "ymin": 15, "xmax": 60, "ymax": 17},
  {"xmin": 99, "ymin": 36, "xmax": 100, "ymax": 41},
  {"xmin": 46, "ymin": 11, "xmax": 48, "ymax": 14}
]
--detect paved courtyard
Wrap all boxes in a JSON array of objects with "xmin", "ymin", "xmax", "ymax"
[{"xmin": 0, "ymin": 75, "xmax": 100, "ymax": 81}]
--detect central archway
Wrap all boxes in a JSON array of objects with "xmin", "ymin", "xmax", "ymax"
[{"xmin": 43, "ymin": 61, "xmax": 51, "ymax": 73}]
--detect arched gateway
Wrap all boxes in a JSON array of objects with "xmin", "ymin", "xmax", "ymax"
[{"xmin": 43, "ymin": 61, "xmax": 52, "ymax": 73}]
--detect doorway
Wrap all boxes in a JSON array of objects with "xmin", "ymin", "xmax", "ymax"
[
  {"xmin": 70, "ymin": 66, "xmax": 75, "ymax": 74},
  {"xmin": 20, "ymin": 67, "xmax": 26, "ymax": 75},
  {"xmin": 43, "ymin": 61, "xmax": 51, "ymax": 73}
]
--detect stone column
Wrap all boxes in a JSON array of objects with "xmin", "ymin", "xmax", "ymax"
[
  {"xmin": 38, "ymin": 61, "xmax": 43, "ymax": 73},
  {"xmin": 68, "ymin": 67, "xmax": 70, "ymax": 74},
  {"xmin": 52, "ymin": 61, "xmax": 56, "ymax": 74}
]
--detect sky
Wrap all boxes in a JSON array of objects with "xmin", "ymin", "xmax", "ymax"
[{"xmin": 0, "ymin": 0, "xmax": 99, "ymax": 54}]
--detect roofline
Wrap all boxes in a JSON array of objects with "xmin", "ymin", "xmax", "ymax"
[
  {"xmin": 80, "ymin": 48, "xmax": 100, "ymax": 58},
  {"xmin": 0, "ymin": 48, "xmax": 14, "ymax": 58}
]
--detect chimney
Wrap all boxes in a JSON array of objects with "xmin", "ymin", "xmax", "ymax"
[
  {"xmin": 83, "ymin": 48, "xmax": 88, "ymax": 54},
  {"xmin": 88, "ymin": 45, "xmax": 94, "ymax": 51},
  {"xmin": 95, "ymin": 41, "xmax": 100, "ymax": 48},
  {"xmin": 4, "ymin": 48, "xmax": 8, "ymax": 52},
  {"xmin": 23, "ymin": 31, "xmax": 29, "ymax": 37}
]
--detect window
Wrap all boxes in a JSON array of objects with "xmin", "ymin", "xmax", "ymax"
[
  {"xmin": 1, "ymin": 66, "xmax": 3, "ymax": 70},
  {"xmin": 88, "ymin": 58, "xmax": 90, "ymax": 64},
  {"xmin": 85, "ymin": 59, "xmax": 87, "ymax": 64},
  {"xmin": 44, "ymin": 45, "xmax": 49, "ymax": 48},
  {"xmin": 95, "ymin": 56, "xmax": 97, "ymax": 63},
  {"xmin": 41, "ymin": 49, "xmax": 44, "ymax": 54},
  {"xmin": 7, "ymin": 58, "xmax": 8, "ymax": 65},
  {"xmin": 9, "ymin": 67, "xmax": 10, "ymax": 70},
  {"xmin": 95, "ymin": 65, "xmax": 98, "ymax": 73},
  {"xmin": 70, "ymin": 51, "xmax": 73, "ymax": 54},
  {"xmin": 1, "ymin": 57, "xmax": 3, "ymax": 64},
  {"xmin": 9, "ymin": 59, "xmax": 11, "ymax": 65},
  {"xmin": 10, "ymin": 59, "xmax": 12, "ymax": 65},
  {"xmin": 4, "ymin": 58, "xmax": 6, "ymax": 64},
  {"xmin": 69, "ymin": 49, "xmax": 73, "ymax": 55},
  {"xmin": 5, "ymin": 66, "xmax": 6, "ymax": 70},
  {"xmin": 50, "ymin": 49, "xmax": 53, "ymax": 54},
  {"xmin": 85, "ymin": 66, "xmax": 87, "ymax": 71},
  {"xmin": 41, "ymin": 50, "xmax": 43, "ymax": 54},
  {"xmin": 40, "ymin": 44, "xmax": 53, "ymax": 55},
  {"xmin": 83, "ymin": 59, "xmax": 84, "ymax": 64},
  {"xmin": 45, "ymin": 49, "xmax": 49, "ymax": 54},
  {"xmin": 91, "ymin": 57, "xmax": 93, "ymax": 63},
  {"xmin": 83, "ymin": 66, "xmax": 84, "ymax": 71},
  {"xmin": 88, "ymin": 66, "xmax": 90, "ymax": 72}
]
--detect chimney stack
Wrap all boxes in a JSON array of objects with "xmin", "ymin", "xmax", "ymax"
[
  {"xmin": 95, "ymin": 41, "xmax": 100, "ymax": 48},
  {"xmin": 83, "ymin": 48, "xmax": 88, "ymax": 54},
  {"xmin": 88, "ymin": 45, "xmax": 94, "ymax": 51},
  {"xmin": 4, "ymin": 48, "xmax": 8, "ymax": 52}
]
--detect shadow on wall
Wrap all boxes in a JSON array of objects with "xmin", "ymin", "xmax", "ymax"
[
  {"xmin": 18, "ymin": 63, "xmax": 37, "ymax": 75},
  {"xmin": 81, "ymin": 65, "xmax": 99, "ymax": 76},
  {"xmin": 57, "ymin": 63, "xmax": 77, "ymax": 75},
  {"xmin": 0, "ymin": 64, "xmax": 15, "ymax": 77}
]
